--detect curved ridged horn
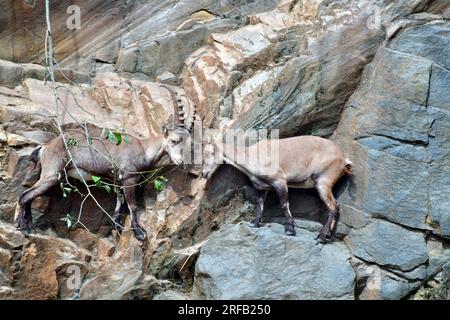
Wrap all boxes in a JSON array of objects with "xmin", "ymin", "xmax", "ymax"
[
  {"xmin": 160, "ymin": 85, "xmax": 184, "ymax": 130},
  {"xmin": 160, "ymin": 85, "xmax": 197, "ymax": 133},
  {"xmin": 180, "ymin": 94, "xmax": 197, "ymax": 133}
]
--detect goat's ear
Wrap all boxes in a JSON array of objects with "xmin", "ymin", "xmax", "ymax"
[{"xmin": 162, "ymin": 126, "xmax": 169, "ymax": 137}]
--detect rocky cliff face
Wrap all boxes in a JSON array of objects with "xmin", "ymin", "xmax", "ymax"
[{"xmin": 0, "ymin": 0, "xmax": 449, "ymax": 300}]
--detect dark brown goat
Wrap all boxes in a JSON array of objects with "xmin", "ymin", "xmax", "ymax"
[{"xmin": 15, "ymin": 86, "xmax": 195, "ymax": 241}]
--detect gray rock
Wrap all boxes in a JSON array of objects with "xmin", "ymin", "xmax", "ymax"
[
  {"xmin": 0, "ymin": 247, "xmax": 13, "ymax": 287},
  {"xmin": 118, "ymin": 20, "xmax": 238, "ymax": 78},
  {"xmin": 444, "ymin": 8, "xmax": 450, "ymax": 20},
  {"xmin": 390, "ymin": 264, "xmax": 427, "ymax": 281},
  {"xmin": 429, "ymin": 65, "xmax": 450, "ymax": 111},
  {"xmin": 345, "ymin": 220, "xmax": 428, "ymax": 271},
  {"xmin": 115, "ymin": 0, "xmax": 279, "ymax": 78},
  {"xmin": 156, "ymin": 71, "xmax": 179, "ymax": 85},
  {"xmin": 80, "ymin": 244, "xmax": 143, "ymax": 300},
  {"xmin": 0, "ymin": 222, "xmax": 27, "ymax": 250},
  {"xmin": 195, "ymin": 223, "xmax": 355, "ymax": 300},
  {"xmin": 389, "ymin": 22, "xmax": 450, "ymax": 69},
  {"xmin": 426, "ymin": 238, "xmax": 450, "ymax": 278},
  {"xmin": 153, "ymin": 290, "xmax": 192, "ymax": 300},
  {"xmin": 428, "ymin": 107, "xmax": 450, "ymax": 237},
  {"xmin": 354, "ymin": 261, "xmax": 421, "ymax": 300},
  {"xmin": 0, "ymin": 59, "xmax": 90, "ymax": 88},
  {"xmin": 349, "ymin": 48, "xmax": 431, "ymax": 142},
  {"xmin": 0, "ymin": 286, "xmax": 14, "ymax": 299},
  {"xmin": 376, "ymin": 272, "xmax": 421, "ymax": 300},
  {"xmin": 444, "ymin": 261, "xmax": 450, "ymax": 298},
  {"xmin": 333, "ymin": 22, "xmax": 450, "ymax": 235},
  {"xmin": 364, "ymin": 149, "xmax": 429, "ymax": 230},
  {"xmin": 0, "ymin": 59, "xmax": 23, "ymax": 88}
]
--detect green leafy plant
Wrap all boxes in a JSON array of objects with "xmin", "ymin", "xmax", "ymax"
[
  {"xmin": 154, "ymin": 176, "xmax": 168, "ymax": 192},
  {"xmin": 60, "ymin": 213, "xmax": 75, "ymax": 229},
  {"xmin": 91, "ymin": 175, "xmax": 101, "ymax": 185},
  {"xmin": 60, "ymin": 183, "xmax": 73, "ymax": 198},
  {"xmin": 91, "ymin": 175, "xmax": 112, "ymax": 193},
  {"xmin": 67, "ymin": 137, "xmax": 79, "ymax": 147},
  {"xmin": 101, "ymin": 128, "xmax": 129, "ymax": 146}
]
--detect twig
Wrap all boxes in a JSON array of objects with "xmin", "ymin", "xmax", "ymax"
[{"xmin": 44, "ymin": 0, "xmax": 120, "ymax": 229}]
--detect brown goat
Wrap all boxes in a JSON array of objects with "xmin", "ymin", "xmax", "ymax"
[
  {"xmin": 202, "ymin": 135, "xmax": 352, "ymax": 243},
  {"xmin": 15, "ymin": 86, "xmax": 195, "ymax": 241}
]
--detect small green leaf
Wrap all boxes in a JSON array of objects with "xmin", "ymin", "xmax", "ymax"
[
  {"xmin": 103, "ymin": 128, "xmax": 125, "ymax": 145},
  {"xmin": 114, "ymin": 132, "xmax": 122, "ymax": 145},
  {"xmin": 67, "ymin": 137, "xmax": 79, "ymax": 147},
  {"xmin": 63, "ymin": 187, "xmax": 72, "ymax": 197},
  {"xmin": 60, "ymin": 214, "xmax": 74, "ymax": 229},
  {"xmin": 124, "ymin": 135, "xmax": 129, "ymax": 145},
  {"xmin": 107, "ymin": 130, "xmax": 116, "ymax": 144},
  {"xmin": 60, "ymin": 183, "xmax": 73, "ymax": 198},
  {"xmin": 91, "ymin": 175, "xmax": 101, "ymax": 185},
  {"xmin": 154, "ymin": 176, "xmax": 167, "ymax": 192},
  {"xmin": 103, "ymin": 184, "xmax": 112, "ymax": 193},
  {"xmin": 154, "ymin": 180, "xmax": 163, "ymax": 192}
]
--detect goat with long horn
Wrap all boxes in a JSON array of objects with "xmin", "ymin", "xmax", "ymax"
[
  {"xmin": 201, "ymin": 133, "xmax": 352, "ymax": 243},
  {"xmin": 15, "ymin": 86, "xmax": 195, "ymax": 241}
]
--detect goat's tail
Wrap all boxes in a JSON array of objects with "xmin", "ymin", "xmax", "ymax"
[
  {"xmin": 344, "ymin": 158, "xmax": 353, "ymax": 176},
  {"xmin": 30, "ymin": 146, "xmax": 42, "ymax": 164},
  {"xmin": 23, "ymin": 146, "xmax": 42, "ymax": 187}
]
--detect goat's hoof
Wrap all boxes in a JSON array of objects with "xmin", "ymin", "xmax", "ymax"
[
  {"xmin": 16, "ymin": 219, "xmax": 32, "ymax": 236},
  {"xmin": 133, "ymin": 227, "xmax": 147, "ymax": 241},
  {"xmin": 315, "ymin": 230, "xmax": 329, "ymax": 244},
  {"xmin": 20, "ymin": 228, "xmax": 30, "ymax": 237},
  {"xmin": 285, "ymin": 224, "xmax": 296, "ymax": 236},
  {"xmin": 114, "ymin": 223, "xmax": 124, "ymax": 233},
  {"xmin": 249, "ymin": 219, "xmax": 261, "ymax": 228},
  {"xmin": 316, "ymin": 236, "xmax": 327, "ymax": 244}
]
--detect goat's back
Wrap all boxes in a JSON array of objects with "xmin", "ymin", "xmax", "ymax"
[{"xmin": 252, "ymin": 135, "xmax": 347, "ymax": 180}]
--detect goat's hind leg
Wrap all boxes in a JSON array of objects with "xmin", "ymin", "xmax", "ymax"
[
  {"xmin": 16, "ymin": 176, "xmax": 58, "ymax": 236},
  {"xmin": 315, "ymin": 180, "xmax": 339, "ymax": 243},
  {"xmin": 15, "ymin": 197, "xmax": 30, "ymax": 233}
]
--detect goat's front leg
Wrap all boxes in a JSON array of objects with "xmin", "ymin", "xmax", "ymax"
[
  {"xmin": 122, "ymin": 179, "xmax": 147, "ymax": 241},
  {"xmin": 250, "ymin": 190, "xmax": 267, "ymax": 228},
  {"xmin": 273, "ymin": 181, "xmax": 296, "ymax": 236}
]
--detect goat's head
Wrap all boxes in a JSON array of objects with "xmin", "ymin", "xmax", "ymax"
[
  {"xmin": 160, "ymin": 85, "xmax": 196, "ymax": 166},
  {"xmin": 163, "ymin": 126, "xmax": 188, "ymax": 165}
]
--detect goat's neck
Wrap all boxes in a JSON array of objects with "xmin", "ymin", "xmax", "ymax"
[
  {"xmin": 141, "ymin": 133, "xmax": 166, "ymax": 166},
  {"xmin": 216, "ymin": 142, "xmax": 252, "ymax": 174}
]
